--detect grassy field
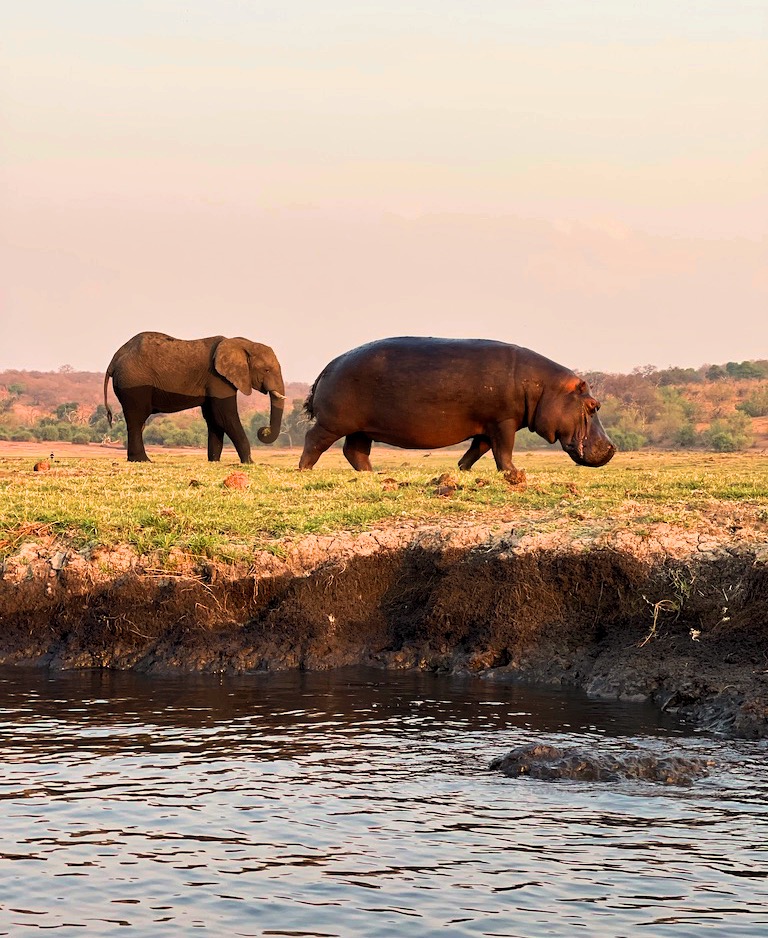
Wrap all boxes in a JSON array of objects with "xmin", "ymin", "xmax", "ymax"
[{"xmin": 0, "ymin": 446, "xmax": 766, "ymax": 562}]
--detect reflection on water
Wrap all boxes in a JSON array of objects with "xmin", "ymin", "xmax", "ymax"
[{"xmin": 0, "ymin": 667, "xmax": 766, "ymax": 937}]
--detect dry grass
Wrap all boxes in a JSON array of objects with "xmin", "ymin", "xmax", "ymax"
[{"xmin": 0, "ymin": 445, "xmax": 766, "ymax": 563}]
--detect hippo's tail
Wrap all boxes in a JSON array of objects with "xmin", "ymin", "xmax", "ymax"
[{"xmin": 303, "ymin": 371, "xmax": 325, "ymax": 421}]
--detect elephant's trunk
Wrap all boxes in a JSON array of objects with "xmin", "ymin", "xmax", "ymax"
[{"xmin": 257, "ymin": 386, "xmax": 285, "ymax": 444}]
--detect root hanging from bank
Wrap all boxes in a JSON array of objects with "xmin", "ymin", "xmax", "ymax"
[{"xmin": 0, "ymin": 521, "xmax": 767, "ymax": 738}]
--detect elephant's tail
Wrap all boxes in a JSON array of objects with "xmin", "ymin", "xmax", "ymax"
[{"xmin": 103, "ymin": 365, "xmax": 114, "ymax": 426}]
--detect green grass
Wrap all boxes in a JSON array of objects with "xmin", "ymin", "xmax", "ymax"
[{"xmin": 0, "ymin": 448, "xmax": 766, "ymax": 563}]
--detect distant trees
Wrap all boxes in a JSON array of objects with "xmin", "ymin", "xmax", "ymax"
[
  {"xmin": 706, "ymin": 360, "xmax": 768, "ymax": 381},
  {"xmin": 591, "ymin": 363, "xmax": 764, "ymax": 451},
  {"xmin": 0, "ymin": 358, "xmax": 765, "ymax": 452}
]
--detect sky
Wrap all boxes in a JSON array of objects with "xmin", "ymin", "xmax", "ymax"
[{"xmin": 1, "ymin": 1, "xmax": 766, "ymax": 381}]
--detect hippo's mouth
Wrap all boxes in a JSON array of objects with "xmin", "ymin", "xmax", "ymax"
[{"xmin": 561, "ymin": 436, "xmax": 616, "ymax": 468}]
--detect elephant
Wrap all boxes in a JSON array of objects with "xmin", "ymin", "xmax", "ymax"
[
  {"xmin": 299, "ymin": 336, "xmax": 615, "ymax": 472},
  {"xmin": 103, "ymin": 332, "xmax": 285, "ymax": 462}
]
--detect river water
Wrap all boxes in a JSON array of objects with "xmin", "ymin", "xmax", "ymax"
[{"xmin": 0, "ymin": 667, "xmax": 765, "ymax": 937}]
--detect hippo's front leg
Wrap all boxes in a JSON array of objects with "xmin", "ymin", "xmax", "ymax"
[{"xmin": 489, "ymin": 420, "xmax": 518, "ymax": 473}]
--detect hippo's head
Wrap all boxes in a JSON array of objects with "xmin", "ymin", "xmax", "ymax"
[{"xmin": 531, "ymin": 378, "xmax": 616, "ymax": 467}]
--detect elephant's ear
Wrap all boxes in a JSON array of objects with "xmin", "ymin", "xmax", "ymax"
[{"xmin": 214, "ymin": 339, "xmax": 252, "ymax": 395}]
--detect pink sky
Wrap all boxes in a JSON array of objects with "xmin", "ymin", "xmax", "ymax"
[{"xmin": 1, "ymin": 2, "xmax": 766, "ymax": 380}]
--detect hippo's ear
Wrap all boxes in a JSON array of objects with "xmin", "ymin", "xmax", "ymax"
[{"xmin": 214, "ymin": 339, "xmax": 253, "ymax": 395}]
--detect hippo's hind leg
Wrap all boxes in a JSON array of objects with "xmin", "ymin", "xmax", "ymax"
[
  {"xmin": 299, "ymin": 423, "xmax": 341, "ymax": 469},
  {"xmin": 342, "ymin": 432, "xmax": 373, "ymax": 471},
  {"xmin": 458, "ymin": 435, "xmax": 491, "ymax": 470}
]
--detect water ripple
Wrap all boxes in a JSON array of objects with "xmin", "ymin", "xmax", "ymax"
[{"xmin": 0, "ymin": 667, "xmax": 766, "ymax": 937}]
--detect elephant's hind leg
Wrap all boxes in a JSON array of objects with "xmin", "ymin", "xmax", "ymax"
[
  {"xmin": 342, "ymin": 432, "xmax": 373, "ymax": 471},
  {"xmin": 121, "ymin": 390, "xmax": 152, "ymax": 462},
  {"xmin": 202, "ymin": 400, "xmax": 225, "ymax": 461},
  {"xmin": 299, "ymin": 423, "xmax": 341, "ymax": 469},
  {"xmin": 458, "ymin": 435, "xmax": 491, "ymax": 470}
]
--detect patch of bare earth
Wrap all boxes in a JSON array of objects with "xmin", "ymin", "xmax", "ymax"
[{"xmin": 1, "ymin": 506, "xmax": 767, "ymax": 738}]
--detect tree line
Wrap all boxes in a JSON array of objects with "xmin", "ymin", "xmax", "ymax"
[{"xmin": 1, "ymin": 359, "xmax": 766, "ymax": 453}]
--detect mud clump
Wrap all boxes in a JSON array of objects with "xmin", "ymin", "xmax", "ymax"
[
  {"xmin": 222, "ymin": 471, "xmax": 249, "ymax": 490},
  {"xmin": 0, "ymin": 519, "xmax": 766, "ymax": 737},
  {"xmin": 432, "ymin": 472, "xmax": 460, "ymax": 497},
  {"xmin": 502, "ymin": 467, "xmax": 527, "ymax": 489},
  {"xmin": 490, "ymin": 742, "xmax": 712, "ymax": 785}
]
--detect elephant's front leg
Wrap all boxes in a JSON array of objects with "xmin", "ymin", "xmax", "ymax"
[
  {"xmin": 204, "ymin": 397, "xmax": 252, "ymax": 463},
  {"xmin": 457, "ymin": 435, "xmax": 491, "ymax": 471}
]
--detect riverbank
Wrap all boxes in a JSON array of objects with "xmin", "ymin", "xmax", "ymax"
[{"xmin": 1, "ymin": 451, "xmax": 766, "ymax": 737}]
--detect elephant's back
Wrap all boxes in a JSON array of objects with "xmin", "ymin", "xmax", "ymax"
[{"xmin": 108, "ymin": 333, "xmax": 220, "ymax": 394}]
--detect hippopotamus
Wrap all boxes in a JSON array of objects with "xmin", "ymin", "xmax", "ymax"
[
  {"xmin": 490, "ymin": 742, "xmax": 712, "ymax": 786},
  {"xmin": 299, "ymin": 336, "xmax": 616, "ymax": 472}
]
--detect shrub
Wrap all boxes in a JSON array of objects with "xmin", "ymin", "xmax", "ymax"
[
  {"xmin": 674, "ymin": 424, "xmax": 699, "ymax": 447},
  {"xmin": 609, "ymin": 427, "xmax": 647, "ymax": 451},
  {"xmin": 703, "ymin": 413, "xmax": 753, "ymax": 452},
  {"xmin": 737, "ymin": 388, "xmax": 768, "ymax": 418}
]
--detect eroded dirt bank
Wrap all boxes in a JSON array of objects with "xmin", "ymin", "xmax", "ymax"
[{"xmin": 1, "ymin": 520, "xmax": 767, "ymax": 738}]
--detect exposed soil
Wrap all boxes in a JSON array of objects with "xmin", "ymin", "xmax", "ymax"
[{"xmin": 1, "ymin": 516, "xmax": 767, "ymax": 738}]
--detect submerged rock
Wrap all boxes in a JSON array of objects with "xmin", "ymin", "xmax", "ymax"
[{"xmin": 490, "ymin": 742, "xmax": 712, "ymax": 785}]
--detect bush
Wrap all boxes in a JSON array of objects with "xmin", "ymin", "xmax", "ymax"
[
  {"xmin": 609, "ymin": 427, "xmax": 647, "ymax": 451},
  {"xmin": 737, "ymin": 388, "xmax": 768, "ymax": 418},
  {"xmin": 674, "ymin": 424, "xmax": 699, "ymax": 447},
  {"xmin": 703, "ymin": 413, "xmax": 753, "ymax": 452}
]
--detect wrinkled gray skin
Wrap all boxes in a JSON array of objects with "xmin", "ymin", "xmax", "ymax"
[
  {"xmin": 299, "ymin": 336, "xmax": 615, "ymax": 472},
  {"xmin": 104, "ymin": 332, "xmax": 285, "ymax": 462}
]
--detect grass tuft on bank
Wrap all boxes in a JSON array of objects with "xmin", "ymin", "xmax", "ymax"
[{"xmin": 0, "ymin": 449, "xmax": 766, "ymax": 563}]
